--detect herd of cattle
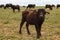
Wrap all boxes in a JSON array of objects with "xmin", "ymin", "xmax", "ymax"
[
  {"xmin": 0, "ymin": 4, "xmax": 36, "ymax": 12},
  {"xmin": 0, "ymin": 3, "xmax": 60, "ymax": 12},
  {"xmin": 0, "ymin": 3, "xmax": 60, "ymax": 39},
  {"xmin": 0, "ymin": 4, "xmax": 20, "ymax": 12},
  {"xmin": 0, "ymin": 4, "xmax": 60, "ymax": 12},
  {"xmin": 45, "ymin": 4, "xmax": 60, "ymax": 10}
]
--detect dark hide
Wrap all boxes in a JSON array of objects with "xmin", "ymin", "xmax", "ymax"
[{"xmin": 19, "ymin": 9, "xmax": 49, "ymax": 39}]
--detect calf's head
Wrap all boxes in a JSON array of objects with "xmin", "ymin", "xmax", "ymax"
[{"xmin": 37, "ymin": 9, "xmax": 48, "ymax": 17}]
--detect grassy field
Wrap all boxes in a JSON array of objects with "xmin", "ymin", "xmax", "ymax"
[{"xmin": 0, "ymin": 6, "xmax": 60, "ymax": 40}]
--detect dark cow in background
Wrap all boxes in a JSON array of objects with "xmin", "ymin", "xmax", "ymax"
[
  {"xmin": 57, "ymin": 4, "xmax": 60, "ymax": 8},
  {"xmin": 4, "ymin": 3, "xmax": 12, "ymax": 9},
  {"xmin": 19, "ymin": 9, "xmax": 49, "ymax": 39},
  {"xmin": 0, "ymin": 4, "xmax": 4, "ymax": 8},
  {"xmin": 23, "ymin": 6, "xmax": 26, "ymax": 7},
  {"xmin": 11, "ymin": 5, "xmax": 20, "ymax": 12},
  {"xmin": 45, "ymin": 4, "xmax": 52, "ymax": 10},
  {"xmin": 27, "ymin": 4, "xmax": 35, "ymax": 8},
  {"xmin": 51, "ymin": 4, "xmax": 55, "ymax": 7}
]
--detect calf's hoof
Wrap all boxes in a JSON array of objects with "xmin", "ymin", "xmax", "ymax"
[
  {"xmin": 19, "ymin": 31, "xmax": 22, "ymax": 34},
  {"xmin": 28, "ymin": 33, "xmax": 31, "ymax": 35}
]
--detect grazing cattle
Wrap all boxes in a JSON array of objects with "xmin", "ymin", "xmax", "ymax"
[
  {"xmin": 45, "ymin": 4, "xmax": 52, "ymax": 10},
  {"xmin": 51, "ymin": 4, "xmax": 55, "ymax": 7},
  {"xmin": 19, "ymin": 9, "xmax": 49, "ymax": 39},
  {"xmin": 27, "ymin": 4, "xmax": 35, "ymax": 8},
  {"xmin": 23, "ymin": 6, "xmax": 26, "ymax": 7},
  {"xmin": 4, "ymin": 4, "xmax": 12, "ymax": 9},
  {"xmin": 11, "ymin": 5, "xmax": 20, "ymax": 12},
  {"xmin": 57, "ymin": 4, "xmax": 60, "ymax": 8},
  {"xmin": 0, "ymin": 4, "xmax": 4, "ymax": 8}
]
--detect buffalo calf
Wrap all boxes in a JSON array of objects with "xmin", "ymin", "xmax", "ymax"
[{"xmin": 19, "ymin": 9, "xmax": 49, "ymax": 39}]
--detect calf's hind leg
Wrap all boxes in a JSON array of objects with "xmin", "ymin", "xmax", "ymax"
[{"xmin": 26, "ymin": 23, "xmax": 31, "ymax": 35}]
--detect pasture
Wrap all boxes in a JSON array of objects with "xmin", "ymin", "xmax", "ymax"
[{"xmin": 0, "ymin": 6, "xmax": 60, "ymax": 40}]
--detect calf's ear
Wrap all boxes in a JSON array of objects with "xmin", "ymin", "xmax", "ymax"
[
  {"xmin": 45, "ymin": 9, "xmax": 50, "ymax": 14},
  {"xmin": 35, "ymin": 9, "xmax": 38, "ymax": 13},
  {"xmin": 45, "ymin": 12, "xmax": 50, "ymax": 14}
]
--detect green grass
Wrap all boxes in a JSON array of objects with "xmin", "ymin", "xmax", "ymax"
[{"xmin": 0, "ymin": 7, "xmax": 60, "ymax": 40}]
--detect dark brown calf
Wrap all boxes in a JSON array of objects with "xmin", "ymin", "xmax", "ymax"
[{"xmin": 19, "ymin": 9, "xmax": 49, "ymax": 39}]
